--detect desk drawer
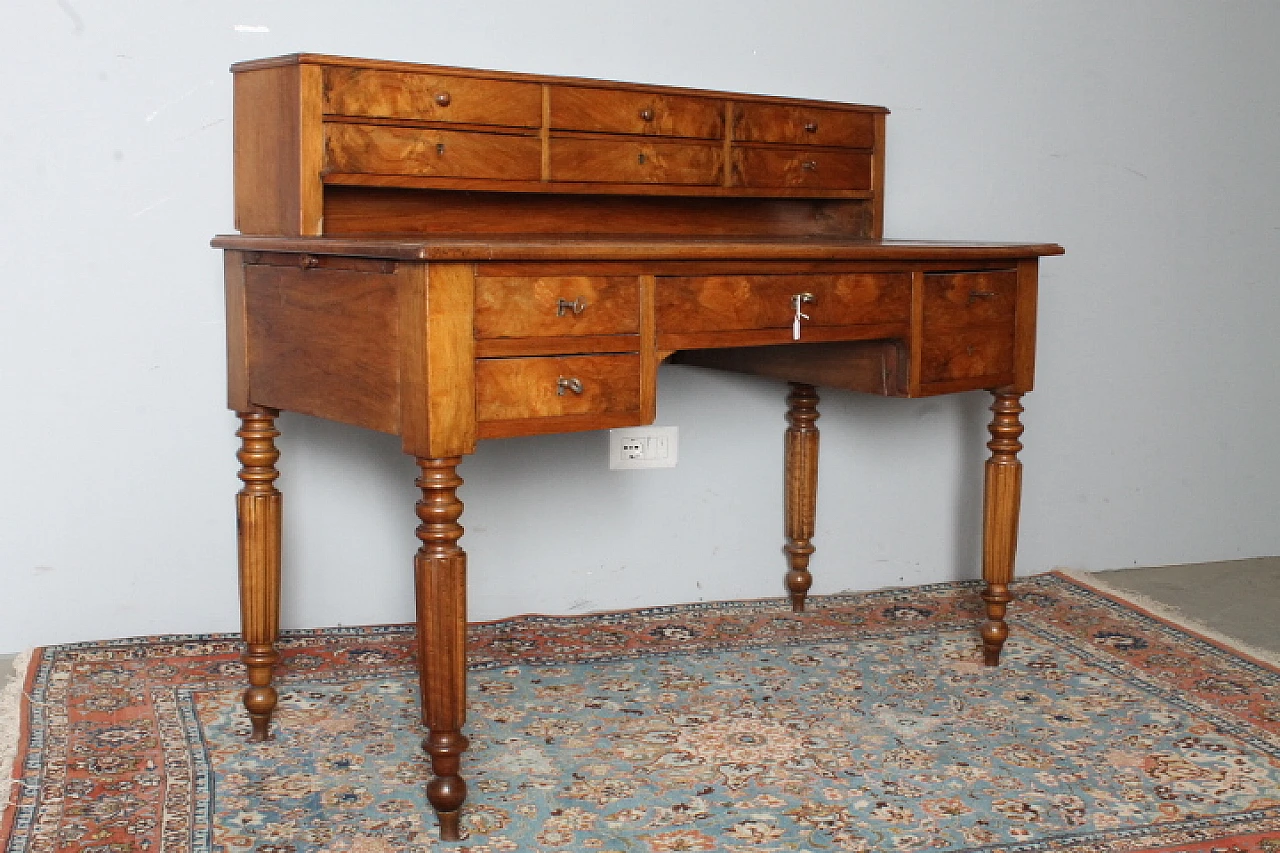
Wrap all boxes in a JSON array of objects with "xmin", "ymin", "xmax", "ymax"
[
  {"xmin": 325, "ymin": 123, "xmax": 542, "ymax": 181},
  {"xmin": 733, "ymin": 147, "xmax": 873, "ymax": 190},
  {"xmin": 323, "ymin": 67, "xmax": 542, "ymax": 127},
  {"xmin": 921, "ymin": 330, "xmax": 1015, "ymax": 384},
  {"xmin": 733, "ymin": 103, "xmax": 875, "ymax": 148},
  {"xmin": 549, "ymin": 138, "xmax": 724, "ymax": 185},
  {"xmin": 476, "ymin": 354, "xmax": 642, "ymax": 421},
  {"xmin": 474, "ymin": 276, "xmax": 640, "ymax": 338},
  {"xmin": 923, "ymin": 271, "xmax": 1017, "ymax": 327},
  {"xmin": 550, "ymin": 87, "xmax": 723, "ymax": 139},
  {"xmin": 657, "ymin": 273, "xmax": 909, "ymax": 333},
  {"xmin": 919, "ymin": 270, "xmax": 1018, "ymax": 385}
]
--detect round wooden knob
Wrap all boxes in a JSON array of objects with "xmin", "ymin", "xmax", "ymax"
[
  {"xmin": 639, "ymin": 108, "xmax": 655, "ymax": 122},
  {"xmin": 434, "ymin": 92, "xmax": 452, "ymax": 107},
  {"xmin": 803, "ymin": 121, "xmax": 818, "ymax": 133}
]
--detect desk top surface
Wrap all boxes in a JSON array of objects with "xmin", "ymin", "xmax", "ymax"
[{"xmin": 212, "ymin": 235, "xmax": 1064, "ymax": 263}]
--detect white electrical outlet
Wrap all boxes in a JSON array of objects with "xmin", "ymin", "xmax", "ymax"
[{"xmin": 609, "ymin": 426, "xmax": 678, "ymax": 469}]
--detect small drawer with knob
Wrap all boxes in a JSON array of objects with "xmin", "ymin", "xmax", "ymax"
[
  {"xmin": 322, "ymin": 67, "xmax": 542, "ymax": 127},
  {"xmin": 549, "ymin": 86, "xmax": 724, "ymax": 138},
  {"xmin": 473, "ymin": 276, "xmax": 642, "ymax": 356},
  {"xmin": 732, "ymin": 103, "xmax": 875, "ymax": 148},
  {"xmin": 475, "ymin": 354, "xmax": 643, "ymax": 424},
  {"xmin": 732, "ymin": 146, "xmax": 873, "ymax": 190},
  {"xmin": 324, "ymin": 123, "xmax": 541, "ymax": 181},
  {"xmin": 548, "ymin": 137, "xmax": 724, "ymax": 185}
]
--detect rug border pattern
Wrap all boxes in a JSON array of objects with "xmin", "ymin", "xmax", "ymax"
[{"xmin": 3, "ymin": 572, "xmax": 1278, "ymax": 853}]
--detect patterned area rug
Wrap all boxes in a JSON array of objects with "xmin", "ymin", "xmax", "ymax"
[{"xmin": 3, "ymin": 572, "xmax": 1278, "ymax": 852}]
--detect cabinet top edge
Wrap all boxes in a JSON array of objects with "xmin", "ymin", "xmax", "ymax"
[
  {"xmin": 229, "ymin": 53, "xmax": 890, "ymax": 114},
  {"xmin": 211, "ymin": 234, "xmax": 1063, "ymax": 262}
]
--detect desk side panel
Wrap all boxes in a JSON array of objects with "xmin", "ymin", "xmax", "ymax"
[
  {"xmin": 224, "ymin": 250, "xmax": 252, "ymax": 411},
  {"xmin": 240, "ymin": 256, "xmax": 403, "ymax": 432}
]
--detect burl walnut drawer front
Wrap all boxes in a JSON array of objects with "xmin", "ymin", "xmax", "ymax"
[
  {"xmin": 322, "ymin": 67, "xmax": 542, "ymax": 127},
  {"xmin": 920, "ymin": 331, "xmax": 1015, "ymax": 385},
  {"xmin": 325, "ymin": 123, "xmax": 542, "ymax": 181},
  {"xmin": 733, "ymin": 104, "xmax": 876, "ymax": 148},
  {"xmin": 923, "ymin": 270, "xmax": 1017, "ymax": 326},
  {"xmin": 475, "ymin": 354, "xmax": 642, "ymax": 421},
  {"xmin": 657, "ymin": 273, "xmax": 910, "ymax": 333},
  {"xmin": 734, "ymin": 148, "xmax": 874, "ymax": 190},
  {"xmin": 549, "ymin": 87, "xmax": 724, "ymax": 139},
  {"xmin": 919, "ymin": 270, "xmax": 1018, "ymax": 384},
  {"xmin": 549, "ymin": 138, "xmax": 724, "ymax": 185},
  {"xmin": 474, "ymin": 276, "xmax": 641, "ymax": 338}
]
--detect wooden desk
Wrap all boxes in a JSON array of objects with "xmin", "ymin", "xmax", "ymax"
[{"xmin": 215, "ymin": 54, "xmax": 1062, "ymax": 841}]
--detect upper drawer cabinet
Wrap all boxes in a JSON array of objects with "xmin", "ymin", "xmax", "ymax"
[
  {"xmin": 734, "ymin": 148, "xmax": 873, "ymax": 190},
  {"xmin": 550, "ymin": 87, "xmax": 724, "ymax": 139},
  {"xmin": 323, "ymin": 67, "xmax": 542, "ymax": 127},
  {"xmin": 325, "ymin": 123, "xmax": 542, "ymax": 181},
  {"xmin": 233, "ymin": 55, "xmax": 889, "ymax": 236},
  {"xmin": 475, "ymin": 276, "xmax": 641, "ymax": 338},
  {"xmin": 733, "ymin": 104, "xmax": 875, "ymax": 148},
  {"xmin": 657, "ymin": 273, "xmax": 909, "ymax": 333},
  {"xmin": 549, "ymin": 138, "xmax": 724, "ymax": 185}
]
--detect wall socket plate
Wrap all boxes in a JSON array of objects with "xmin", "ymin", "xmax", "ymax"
[{"xmin": 609, "ymin": 426, "xmax": 679, "ymax": 469}]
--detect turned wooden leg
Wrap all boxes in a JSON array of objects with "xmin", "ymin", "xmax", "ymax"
[
  {"xmin": 784, "ymin": 383, "xmax": 820, "ymax": 612},
  {"xmin": 236, "ymin": 411, "xmax": 283, "ymax": 741},
  {"xmin": 981, "ymin": 391, "xmax": 1024, "ymax": 666},
  {"xmin": 414, "ymin": 457, "xmax": 470, "ymax": 841}
]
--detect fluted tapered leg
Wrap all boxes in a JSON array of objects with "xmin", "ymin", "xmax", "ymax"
[
  {"xmin": 784, "ymin": 383, "xmax": 820, "ymax": 612},
  {"xmin": 414, "ymin": 457, "xmax": 470, "ymax": 841},
  {"xmin": 235, "ymin": 411, "xmax": 282, "ymax": 741},
  {"xmin": 981, "ymin": 392, "xmax": 1024, "ymax": 666}
]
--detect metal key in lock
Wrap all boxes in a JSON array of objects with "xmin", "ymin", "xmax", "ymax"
[{"xmin": 791, "ymin": 292, "xmax": 815, "ymax": 340}]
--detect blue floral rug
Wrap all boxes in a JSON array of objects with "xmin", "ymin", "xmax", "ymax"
[{"xmin": 3, "ymin": 572, "xmax": 1278, "ymax": 852}]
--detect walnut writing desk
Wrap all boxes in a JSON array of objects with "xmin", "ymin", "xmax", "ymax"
[{"xmin": 213, "ymin": 54, "xmax": 1062, "ymax": 840}]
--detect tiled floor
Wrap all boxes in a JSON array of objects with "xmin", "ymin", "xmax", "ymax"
[
  {"xmin": 2, "ymin": 558, "xmax": 1276, "ymax": 694},
  {"xmin": 1091, "ymin": 556, "xmax": 1278, "ymax": 656}
]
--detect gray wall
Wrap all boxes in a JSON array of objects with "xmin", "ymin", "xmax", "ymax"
[{"xmin": 3, "ymin": 1, "xmax": 1278, "ymax": 652}]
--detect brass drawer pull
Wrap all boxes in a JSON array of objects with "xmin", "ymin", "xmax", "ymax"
[
  {"xmin": 639, "ymin": 108, "xmax": 655, "ymax": 122},
  {"xmin": 803, "ymin": 121, "xmax": 818, "ymax": 133},
  {"xmin": 637, "ymin": 152, "xmax": 647, "ymax": 165},
  {"xmin": 436, "ymin": 142, "xmax": 446, "ymax": 155},
  {"xmin": 967, "ymin": 290, "xmax": 997, "ymax": 304},
  {"xmin": 557, "ymin": 376, "xmax": 584, "ymax": 395},
  {"xmin": 556, "ymin": 297, "xmax": 588, "ymax": 316},
  {"xmin": 434, "ymin": 92, "xmax": 451, "ymax": 107},
  {"xmin": 801, "ymin": 160, "xmax": 818, "ymax": 172}
]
